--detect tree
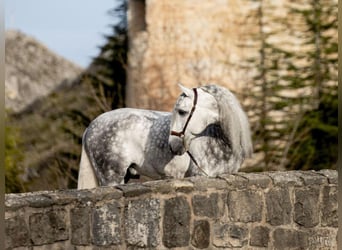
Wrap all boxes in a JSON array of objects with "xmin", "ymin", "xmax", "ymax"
[
  {"xmin": 87, "ymin": 0, "xmax": 128, "ymax": 111},
  {"xmin": 5, "ymin": 111, "xmax": 25, "ymax": 193},
  {"xmin": 5, "ymin": 0, "xmax": 128, "ymax": 191}
]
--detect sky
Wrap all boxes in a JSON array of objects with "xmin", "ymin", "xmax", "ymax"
[{"xmin": 5, "ymin": 0, "xmax": 119, "ymax": 68}]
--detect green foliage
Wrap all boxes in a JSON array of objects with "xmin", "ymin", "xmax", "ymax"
[
  {"xmin": 5, "ymin": 112, "xmax": 25, "ymax": 193},
  {"xmin": 90, "ymin": 0, "xmax": 127, "ymax": 110},
  {"xmin": 287, "ymin": 92, "xmax": 337, "ymax": 170},
  {"xmin": 284, "ymin": 0, "xmax": 337, "ymax": 170}
]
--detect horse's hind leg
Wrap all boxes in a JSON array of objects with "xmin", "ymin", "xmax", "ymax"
[
  {"xmin": 124, "ymin": 164, "xmax": 141, "ymax": 183},
  {"xmin": 78, "ymin": 144, "xmax": 98, "ymax": 189}
]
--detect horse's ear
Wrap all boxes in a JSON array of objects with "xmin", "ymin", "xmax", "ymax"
[{"xmin": 178, "ymin": 83, "xmax": 193, "ymax": 97}]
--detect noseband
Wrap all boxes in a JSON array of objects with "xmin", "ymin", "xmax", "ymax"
[
  {"xmin": 170, "ymin": 88, "xmax": 198, "ymax": 138},
  {"xmin": 170, "ymin": 88, "xmax": 208, "ymax": 176}
]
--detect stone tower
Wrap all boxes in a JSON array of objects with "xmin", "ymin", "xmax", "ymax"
[{"xmin": 126, "ymin": 0, "xmax": 260, "ymax": 111}]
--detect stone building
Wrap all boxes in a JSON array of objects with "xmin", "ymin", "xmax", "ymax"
[
  {"xmin": 127, "ymin": 0, "xmax": 255, "ymax": 111},
  {"xmin": 126, "ymin": 0, "xmax": 337, "ymax": 108},
  {"xmin": 126, "ymin": 0, "xmax": 290, "ymax": 111}
]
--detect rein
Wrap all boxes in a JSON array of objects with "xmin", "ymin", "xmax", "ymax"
[
  {"xmin": 187, "ymin": 151, "xmax": 209, "ymax": 177},
  {"xmin": 170, "ymin": 88, "xmax": 198, "ymax": 137},
  {"xmin": 170, "ymin": 88, "xmax": 209, "ymax": 176}
]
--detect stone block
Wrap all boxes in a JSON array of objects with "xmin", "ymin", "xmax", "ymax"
[
  {"xmin": 29, "ymin": 209, "xmax": 68, "ymax": 245},
  {"xmin": 5, "ymin": 193, "xmax": 29, "ymax": 211},
  {"xmin": 45, "ymin": 190, "xmax": 83, "ymax": 206},
  {"xmin": 213, "ymin": 222, "xmax": 248, "ymax": 248},
  {"xmin": 266, "ymin": 171, "xmax": 303, "ymax": 187},
  {"xmin": 71, "ymin": 206, "xmax": 91, "ymax": 245},
  {"xmin": 92, "ymin": 186, "xmax": 123, "ymax": 201},
  {"xmin": 163, "ymin": 196, "xmax": 190, "ymax": 248},
  {"xmin": 189, "ymin": 176, "xmax": 228, "ymax": 191},
  {"xmin": 227, "ymin": 190, "xmax": 263, "ymax": 222},
  {"xmin": 5, "ymin": 216, "xmax": 29, "ymax": 249},
  {"xmin": 318, "ymin": 169, "xmax": 338, "ymax": 184},
  {"xmin": 293, "ymin": 171, "xmax": 327, "ymax": 185},
  {"xmin": 191, "ymin": 220, "xmax": 210, "ymax": 249},
  {"xmin": 5, "ymin": 191, "xmax": 53, "ymax": 211},
  {"xmin": 125, "ymin": 198, "xmax": 160, "ymax": 247},
  {"xmin": 192, "ymin": 193, "xmax": 220, "ymax": 218},
  {"xmin": 235, "ymin": 172, "xmax": 271, "ymax": 188},
  {"xmin": 53, "ymin": 189, "xmax": 94, "ymax": 204},
  {"xmin": 116, "ymin": 183, "xmax": 152, "ymax": 197},
  {"xmin": 142, "ymin": 179, "xmax": 173, "ymax": 194},
  {"xmin": 266, "ymin": 188, "xmax": 292, "ymax": 226},
  {"xmin": 307, "ymin": 228, "xmax": 338, "ymax": 249},
  {"xmin": 273, "ymin": 228, "xmax": 308, "ymax": 249},
  {"xmin": 142, "ymin": 179, "xmax": 194, "ymax": 194},
  {"xmin": 294, "ymin": 188, "xmax": 320, "ymax": 228},
  {"xmin": 25, "ymin": 194, "xmax": 54, "ymax": 208},
  {"xmin": 92, "ymin": 202, "xmax": 122, "ymax": 246},
  {"xmin": 219, "ymin": 174, "xmax": 248, "ymax": 189},
  {"xmin": 250, "ymin": 226, "xmax": 270, "ymax": 247},
  {"xmin": 321, "ymin": 186, "xmax": 338, "ymax": 227}
]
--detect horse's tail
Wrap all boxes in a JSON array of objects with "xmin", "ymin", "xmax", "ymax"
[{"xmin": 77, "ymin": 129, "xmax": 98, "ymax": 189}]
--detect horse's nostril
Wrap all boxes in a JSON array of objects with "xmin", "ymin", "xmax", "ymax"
[{"xmin": 169, "ymin": 137, "xmax": 185, "ymax": 155}]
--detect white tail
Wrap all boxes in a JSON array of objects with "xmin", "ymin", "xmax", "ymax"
[{"xmin": 77, "ymin": 144, "xmax": 98, "ymax": 189}]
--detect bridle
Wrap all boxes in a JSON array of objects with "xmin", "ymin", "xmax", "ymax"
[
  {"xmin": 170, "ymin": 88, "xmax": 198, "ymax": 138},
  {"xmin": 170, "ymin": 88, "xmax": 209, "ymax": 176}
]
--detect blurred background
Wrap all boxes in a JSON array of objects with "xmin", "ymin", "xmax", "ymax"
[{"xmin": 5, "ymin": 0, "xmax": 337, "ymax": 193}]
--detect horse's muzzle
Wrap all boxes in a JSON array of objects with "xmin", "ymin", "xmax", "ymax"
[{"xmin": 168, "ymin": 136, "xmax": 186, "ymax": 155}]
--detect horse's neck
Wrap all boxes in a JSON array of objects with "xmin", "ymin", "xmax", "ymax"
[
  {"xmin": 150, "ymin": 115, "xmax": 172, "ymax": 142},
  {"xmin": 188, "ymin": 136, "xmax": 240, "ymax": 175},
  {"xmin": 145, "ymin": 114, "xmax": 173, "ymax": 158}
]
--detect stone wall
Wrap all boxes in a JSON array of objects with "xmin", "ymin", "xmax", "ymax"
[{"xmin": 5, "ymin": 170, "xmax": 338, "ymax": 249}]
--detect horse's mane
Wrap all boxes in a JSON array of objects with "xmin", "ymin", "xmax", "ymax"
[{"xmin": 201, "ymin": 85, "xmax": 253, "ymax": 159}]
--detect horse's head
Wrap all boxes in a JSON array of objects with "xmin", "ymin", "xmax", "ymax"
[
  {"xmin": 168, "ymin": 84, "xmax": 220, "ymax": 155},
  {"xmin": 168, "ymin": 84, "xmax": 253, "ymax": 160}
]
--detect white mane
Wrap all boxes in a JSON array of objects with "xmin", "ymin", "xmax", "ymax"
[{"xmin": 201, "ymin": 85, "xmax": 253, "ymax": 159}]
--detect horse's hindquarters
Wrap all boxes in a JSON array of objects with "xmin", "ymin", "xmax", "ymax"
[{"xmin": 78, "ymin": 145, "xmax": 98, "ymax": 189}]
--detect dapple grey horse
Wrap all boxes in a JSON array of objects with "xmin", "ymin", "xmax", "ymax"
[
  {"xmin": 168, "ymin": 84, "xmax": 253, "ymax": 177},
  {"xmin": 78, "ymin": 84, "xmax": 252, "ymax": 189}
]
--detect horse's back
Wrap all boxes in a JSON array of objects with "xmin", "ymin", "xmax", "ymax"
[{"xmin": 85, "ymin": 108, "xmax": 170, "ymax": 142}]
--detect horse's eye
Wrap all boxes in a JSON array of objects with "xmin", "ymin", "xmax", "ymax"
[{"xmin": 178, "ymin": 109, "xmax": 188, "ymax": 116}]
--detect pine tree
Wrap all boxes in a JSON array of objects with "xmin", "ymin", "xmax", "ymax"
[
  {"xmin": 89, "ymin": 0, "xmax": 128, "ymax": 110},
  {"xmin": 59, "ymin": 0, "xmax": 128, "ymax": 187},
  {"xmin": 6, "ymin": 0, "xmax": 129, "ymax": 191}
]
